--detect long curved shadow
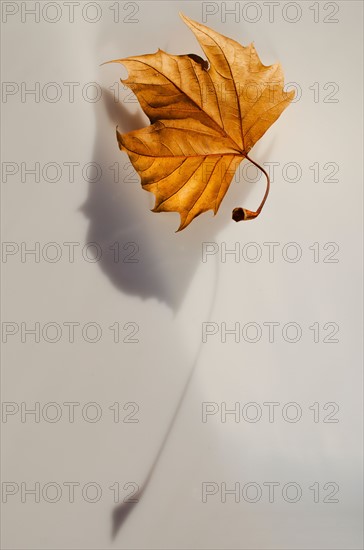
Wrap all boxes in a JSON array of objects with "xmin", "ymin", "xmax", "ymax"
[
  {"xmin": 82, "ymin": 84, "xmax": 269, "ymax": 539},
  {"xmin": 111, "ymin": 256, "xmax": 219, "ymax": 539}
]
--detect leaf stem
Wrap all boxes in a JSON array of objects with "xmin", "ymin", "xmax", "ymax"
[{"xmin": 232, "ymin": 154, "xmax": 271, "ymax": 222}]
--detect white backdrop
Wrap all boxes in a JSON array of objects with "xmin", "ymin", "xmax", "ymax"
[{"xmin": 1, "ymin": 1, "xmax": 363, "ymax": 548}]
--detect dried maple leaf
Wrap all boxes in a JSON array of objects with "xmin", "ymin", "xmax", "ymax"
[{"xmin": 109, "ymin": 13, "xmax": 294, "ymax": 231}]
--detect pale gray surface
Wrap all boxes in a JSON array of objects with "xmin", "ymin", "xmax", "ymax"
[{"xmin": 1, "ymin": 1, "xmax": 363, "ymax": 549}]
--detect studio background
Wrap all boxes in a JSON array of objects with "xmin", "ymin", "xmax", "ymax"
[{"xmin": 1, "ymin": 1, "xmax": 363, "ymax": 549}]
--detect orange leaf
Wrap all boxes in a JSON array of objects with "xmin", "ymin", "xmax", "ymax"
[{"xmin": 110, "ymin": 13, "xmax": 294, "ymax": 231}]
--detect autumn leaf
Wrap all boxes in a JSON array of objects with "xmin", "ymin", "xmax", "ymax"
[{"xmin": 109, "ymin": 13, "xmax": 294, "ymax": 231}]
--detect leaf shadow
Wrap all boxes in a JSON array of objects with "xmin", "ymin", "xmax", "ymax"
[
  {"xmin": 81, "ymin": 88, "xmax": 268, "ymax": 540},
  {"xmin": 81, "ymin": 89, "xmax": 254, "ymax": 312}
]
